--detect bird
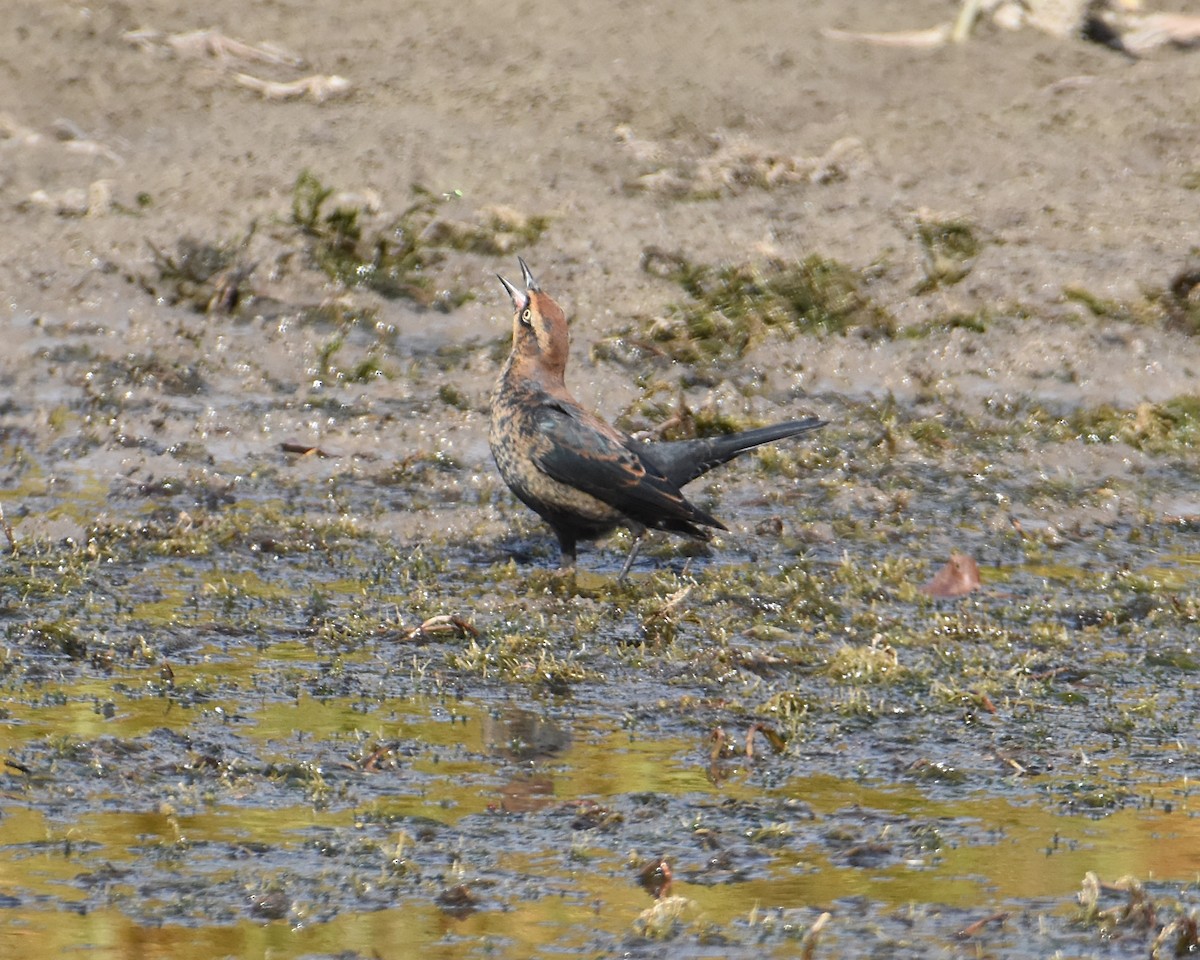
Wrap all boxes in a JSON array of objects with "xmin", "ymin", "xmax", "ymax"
[{"xmin": 488, "ymin": 257, "xmax": 826, "ymax": 577}]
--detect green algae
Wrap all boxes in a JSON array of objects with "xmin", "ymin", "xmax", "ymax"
[
  {"xmin": 5, "ymin": 231, "xmax": 1200, "ymax": 960},
  {"xmin": 1065, "ymin": 267, "xmax": 1200, "ymax": 336},
  {"xmin": 1018, "ymin": 394, "xmax": 1200, "ymax": 453},
  {"xmin": 914, "ymin": 216, "xmax": 982, "ymax": 292},
  {"xmin": 604, "ymin": 248, "xmax": 895, "ymax": 368},
  {"xmin": 3, "ymin": 465, "xmax": 1200, "ymax": 960},
  {"xmin": 290, "ymin": 174, "xmax": 547, "ymax": 309}
]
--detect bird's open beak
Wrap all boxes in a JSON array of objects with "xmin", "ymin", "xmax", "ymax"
[
  {"xmin": 518, "ymin": 256, "xmax": 540, "ymax": 292},
  {"xmin": 497, "ymin": 273, "xmax": 529, "ymax": 312}
]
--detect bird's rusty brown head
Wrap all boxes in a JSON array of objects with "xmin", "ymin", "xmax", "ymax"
[{"xmin": 496, "ymin": 258, "xmax": 570, "ymax": 383}]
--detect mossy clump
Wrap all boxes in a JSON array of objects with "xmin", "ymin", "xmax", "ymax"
[
  {"xmin": 292, "ymin": 174, "xmax": 442, "ymax": 306},
  {"xmin": 291, "ymin": 174, "xmax": 548, "ymax": 310},
  {"xmin": 447, "ymin": 633, "xmax": 590, "ymax": 686},
  {"xmin": 142, "ymin": 231, "xmax": 257, "ymax": 316},
  {"xmin": 635, "ymin": 247, "xmax": 894, "ymax": 367},
  {"xmin": 914, "ymin": 217, "xmax": 981, "ymax": 292},
  {"xmin": 1061, "ymin": 397, "xmax": 1200, "ymax": 453},
  {"xmin": 824, "ymin": 642, "xmax": 904, "ymax": 685},
  {"xmin": 419, "ymin": 205, "xmax": 551, "ymax": 256},
  {"xmin": 25, "ymin": 620, "xmax": 88, "ymax": 660},
  {"xmin": 1064, "ymin": 259, "xmax": 1200, "ymax": 335},
  {"xmin": 1063, "ymin": 286, "xmax": 1161, "ymax": 325},
  {"xmin": 616, "ymin": 387, "xmax": 775, "ymax": 441},
  {"xmin": 902, "ymin": 310, "xmax": 991, "ymax": 338},
  {"xmin": 85, "ymin": 353, "xmax": 207, "ymax": 398}
]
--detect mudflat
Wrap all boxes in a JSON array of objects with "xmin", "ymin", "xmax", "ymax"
[{"xmin": 2, "ymin": 2, "xmax": 1200, "ymax": 958}]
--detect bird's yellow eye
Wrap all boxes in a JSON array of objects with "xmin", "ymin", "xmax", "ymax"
[{"xmin": 520, "ymin": 308, "xmax": 533, "ymax": 326}]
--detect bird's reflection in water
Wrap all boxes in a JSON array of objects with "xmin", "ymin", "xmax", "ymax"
[{"xmin": 482, "ymin": 706, "xmax": 571, "ymax": 814}]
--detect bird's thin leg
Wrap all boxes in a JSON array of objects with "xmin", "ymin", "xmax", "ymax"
[
  {"xmin": 617, "ymin": 534, "xmax": 644, "ymax": 582},
  {"xmin": 557, "ymin": 534, "xmax": 578, "ymax": 572}
]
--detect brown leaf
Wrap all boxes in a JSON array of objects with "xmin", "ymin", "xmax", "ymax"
[
  {"xmin": 402, "ymin": 615, "xmax": 480, "ymax": 642},
  {"xmin": 708, "ymin": 727, "xmax": 729, "ymax": 764},
  {"xmin": 920, "ymin": 552, "xmax": 981, "ymax": 598},
  {"xmin": 954, "ymin": 911, "xmax": 1011, "ymax": 940},
  {"xmin": 745, "ymin": 722, "xmax": 787, "ymax": 757},
  {"xmin": 280, "ymin": 442, "xmax": 337, "ymax": 458},
  {"xmin": 637, "ymin": 858, "xmax": 674, "ymax": 899},
  {"xmin": 436, "ymin": 884, "xmax": 480, "ymax": 914}
]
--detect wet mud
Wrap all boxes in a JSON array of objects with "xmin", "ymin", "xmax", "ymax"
[{"xmin": 3, "ymin": 1, "xmax": 1200, "ymax": 958}]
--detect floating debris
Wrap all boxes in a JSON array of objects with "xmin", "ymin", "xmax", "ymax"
[
  {"xmin": 280, "ymin": 442, "xmax": 339, "ymax": 458},
  {"xmin": 633, "ymin": 895, "xmax": 694, "ymax": 940},
  {"xmin": 3, "ymin": 112, "xmax": 123, "ymax": 215},
  {"xmin": 23, "ymin": 180, "xmax": 114, "ymax": 217},
  {"xmin": 401, "ymin": 614, "xmax": 480, "ymax": 642}
]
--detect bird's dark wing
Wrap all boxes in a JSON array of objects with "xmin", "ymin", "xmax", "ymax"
[{"xmin": 531, "ymin": 403, "xmax": 724, "ymax": 531}]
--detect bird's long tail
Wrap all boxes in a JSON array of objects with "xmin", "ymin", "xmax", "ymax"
[{"xmin": 639, "ymin": 416, "xmax": 826, "ymax": 488}]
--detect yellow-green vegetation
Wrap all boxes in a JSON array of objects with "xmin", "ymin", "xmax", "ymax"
[
  {"xmin": 1035, "ymin": 395, "xmax": 1200, "ymax": 453},
  {"xmin": 1065, "ymin": 264, "xmax": 1200, "ymax": 336},
  {"xmin": 314, "ymin": 332, "xmax": 388, "ymax": 384},
  {"xmin": 446, "ymin": 632, "xmax": 591, "ymax": 688},
  {"xmin": 603, "ymin": 247, "xmax": 894, "ymax": 367},
  {"xmin": 1064, "ymin": 285, "xmax": 1162, "ymax": 324},
  {"xmin": 78, "ymin": 502, "xmax": 369, "ymax": 563},
  {"xmin": 8, "ymin": 213, "xmax": 1200, "ymax": 959}
]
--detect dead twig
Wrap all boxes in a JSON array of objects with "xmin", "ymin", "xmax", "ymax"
[
  {"xmin": 234, "ymin": 73, "xmax": 352, "ymax": 103},
  {"xmin": 992, "ymin": 750, "xmax": 1028, "ymax": 776},
  {"xmin": 124, "ymin": 28, "xmax": 305, "ymax": 68}
]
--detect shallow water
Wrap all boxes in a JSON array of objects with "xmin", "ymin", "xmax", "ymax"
[
  {"xmin": 3, "ymin": 207, "xmax": 1200, "ymax": 960},
  {"xmin": 3, "ymin": 597, "xmax": 1200, "ymax": 960},
  {"xmin": 5, "ymin": 0, "xmax": 1200, "ymax": 952}
]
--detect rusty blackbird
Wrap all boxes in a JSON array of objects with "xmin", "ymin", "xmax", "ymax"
[{"xmin": 489, "ymin": 258, "xmax": 825, "ymax": 575}]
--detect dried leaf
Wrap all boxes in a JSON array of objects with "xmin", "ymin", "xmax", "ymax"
[
  {"xmin": 403, "ymin": 615, "xmax": 479, "ymax": 642},
  {"xmin": 637, "ymin": 858, "xmax": 674, "ymax": 899},
  {"xmin": 708, "ymin": 727, "xmax": 729, "ymax": 764},
  {"xmin": 745, "ymin": 722, "xmax": 787, "ymax": 757},
  {"xmin": 920, "ymin": 552, "xmax": 981, "ymax": 598},
  {"xmin": 954, "ymin": 911, "xmax": 1011, "ymax": 940},
  {"xmin": 281, "ymin": 442, "xmax": 337, "ymax": 458}
]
